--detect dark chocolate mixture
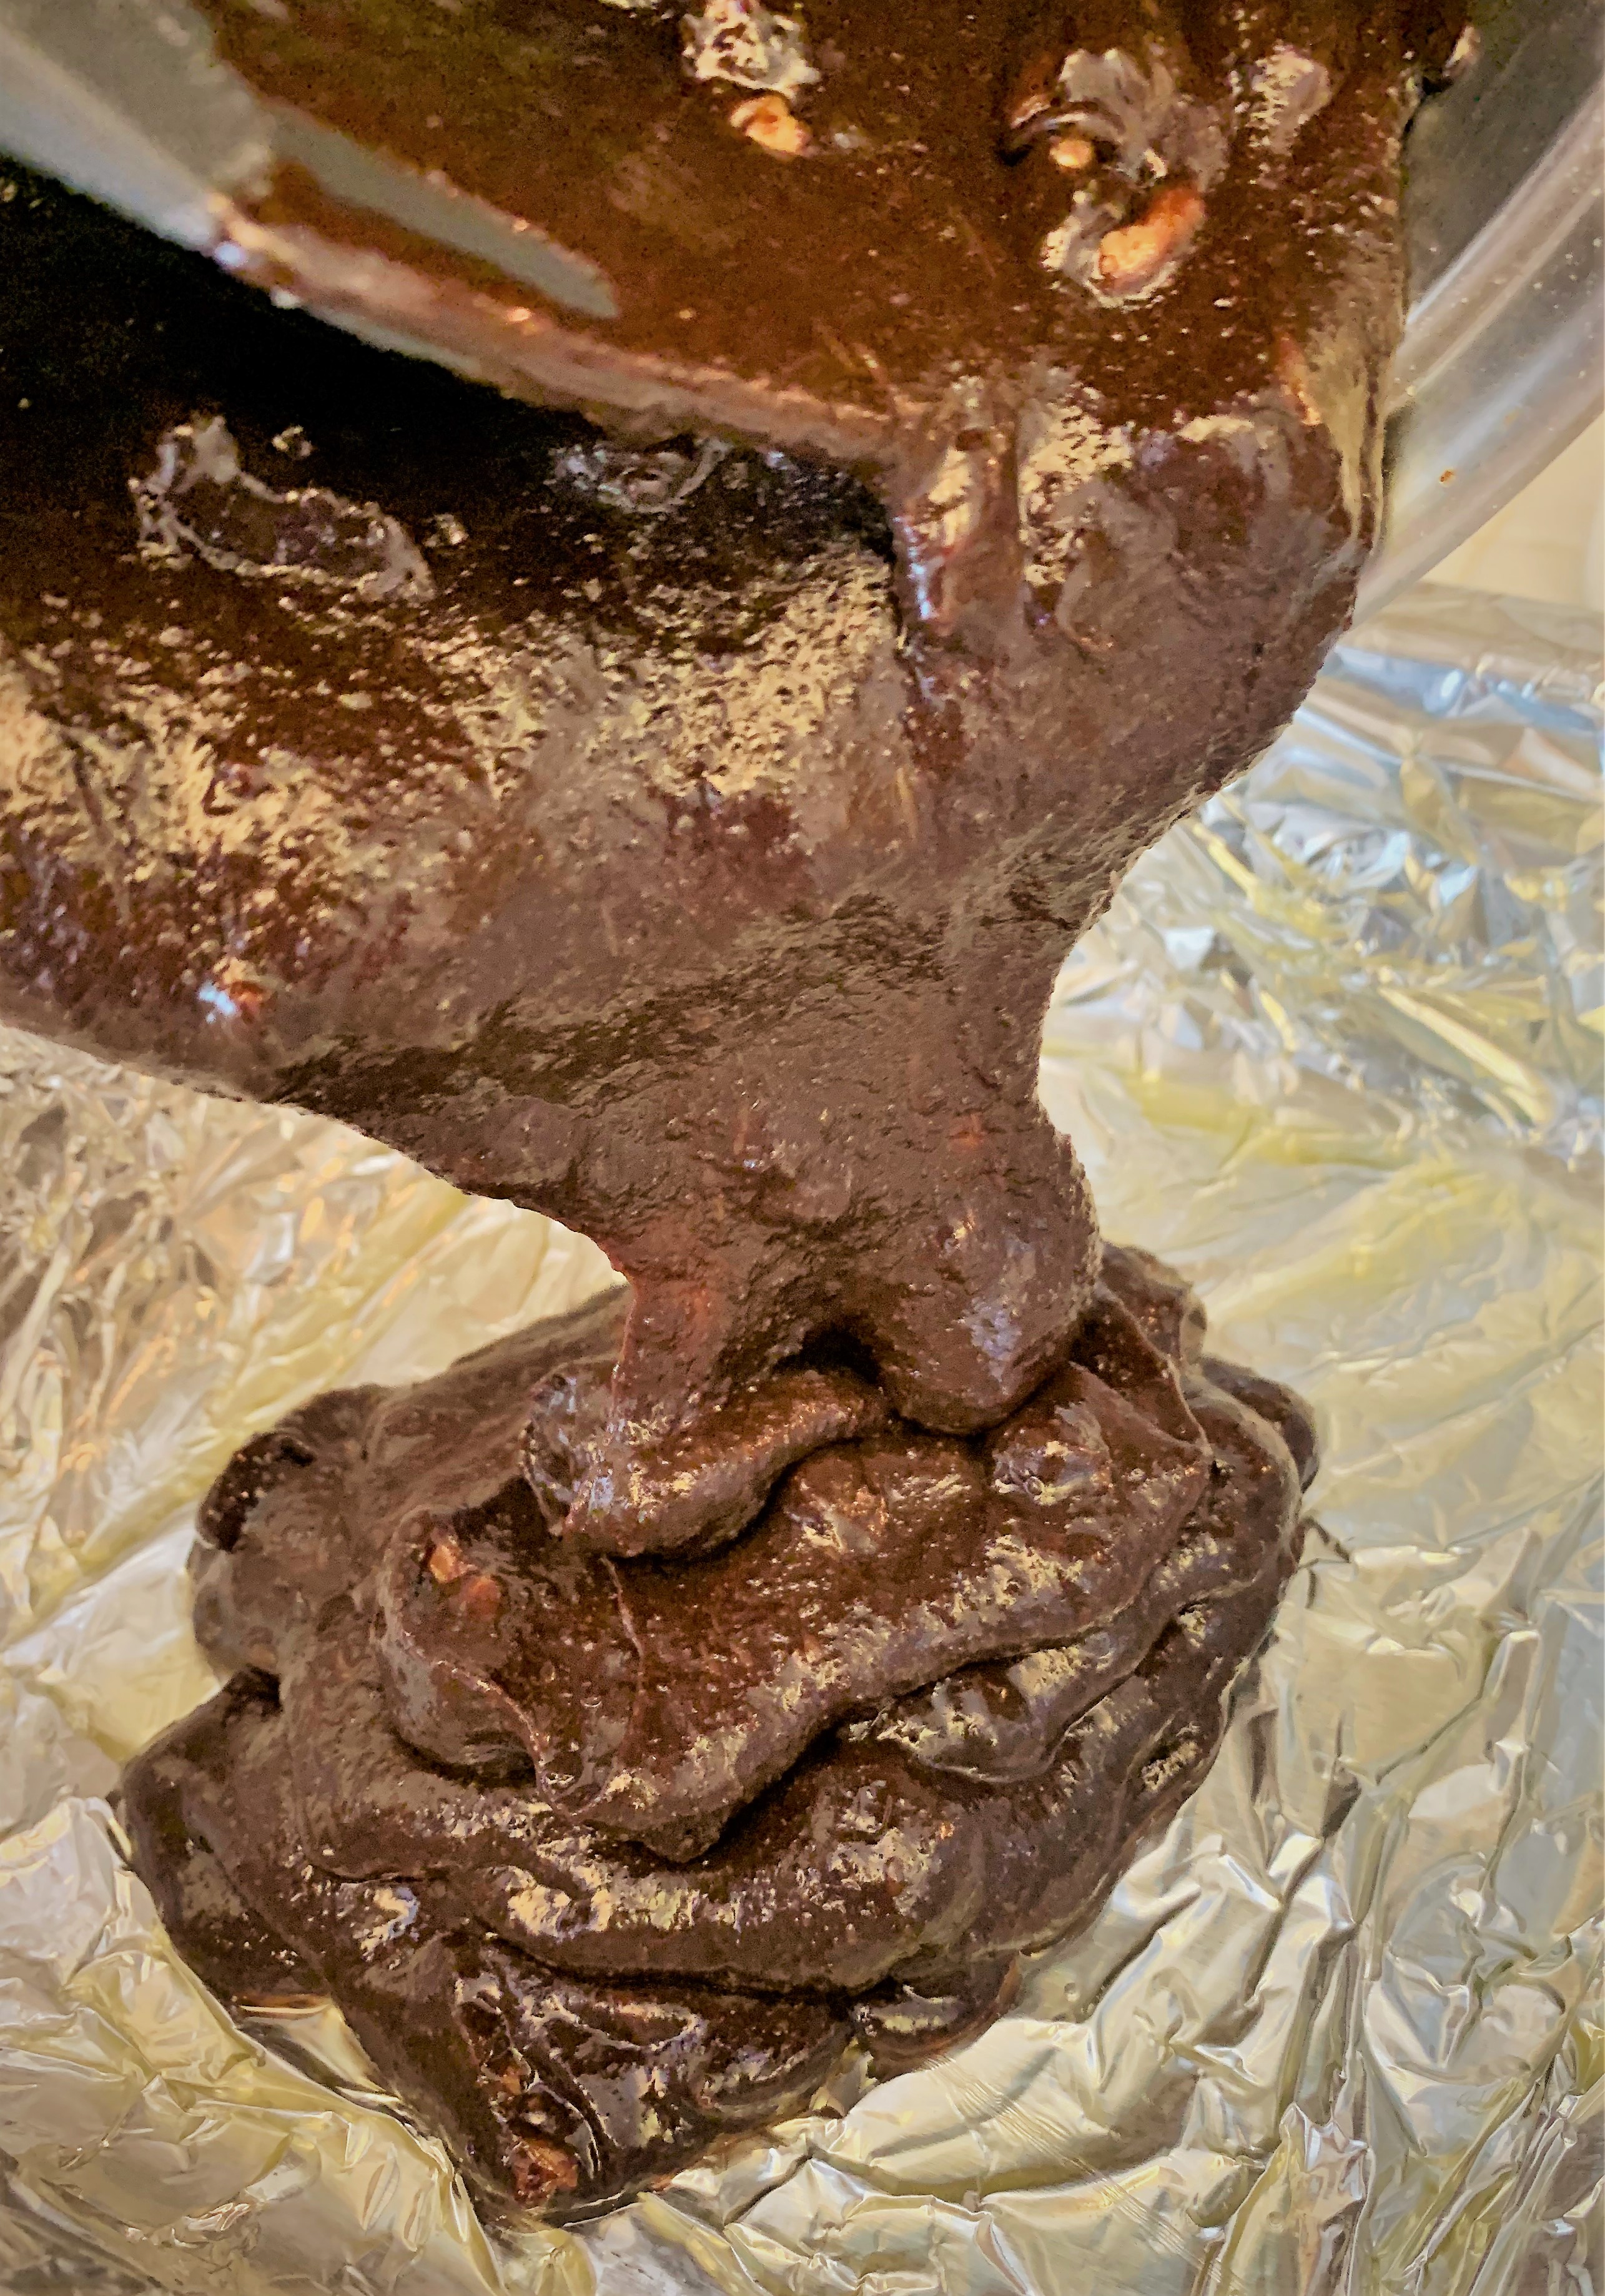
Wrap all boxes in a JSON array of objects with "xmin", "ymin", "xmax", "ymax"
[
  {"xmin": 0, "ymin": 0, "xmax": 1459, "ymax": 2220},
  {"xmin": 129, "ymin": 1248, "xmax": 1315, "ymax": 2211}
]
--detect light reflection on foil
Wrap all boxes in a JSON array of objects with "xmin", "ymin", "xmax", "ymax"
[{"xmin": 0, "ymin": 584, "xmax": 1599, "ymax": 2295}]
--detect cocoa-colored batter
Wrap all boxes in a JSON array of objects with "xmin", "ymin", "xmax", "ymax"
[
  {"xmin": 0, "ymin": 0, "xmax": 1461, "ymax": 2219},
  {"xmin": 127, "ymin": 1246, "xmax": 1313, "ymax": 2212}
]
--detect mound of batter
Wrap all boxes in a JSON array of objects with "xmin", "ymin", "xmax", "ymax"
[{"xmin": 124, "ymin": 1246, "xmax": 1314, "ymax": 2214}]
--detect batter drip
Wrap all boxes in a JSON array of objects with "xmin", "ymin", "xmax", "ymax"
[{"xmin": 0, "ymin": 0, "xmax": 1463, "ymax": 2222}]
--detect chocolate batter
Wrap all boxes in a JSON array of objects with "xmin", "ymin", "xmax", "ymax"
[
  {"xmin": 0, "ymin": 0, "xmax": 1461, "ymax": 2221},
  {"xmin": 126, "ymin": 1245, "xmax": 1313, "ymax": 2212}
]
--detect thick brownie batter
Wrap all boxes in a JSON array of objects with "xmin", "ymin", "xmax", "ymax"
[
  {"xmin": 0, "ymin": 0, "xmax": 1460, "ymax": 2222},
  {"xmin": 126, "ymin": 1246, "xmax": 1314, "ymax": 2212}
]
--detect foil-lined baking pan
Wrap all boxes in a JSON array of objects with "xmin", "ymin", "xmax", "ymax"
[{"xmin": 1, "ymin": 581, "xmax": 1599, "ymax": 2295}]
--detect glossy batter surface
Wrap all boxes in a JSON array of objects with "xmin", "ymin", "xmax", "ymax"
[
  {"xmin": 0, "ymin": 0, "xmax": 1461, "ymax": 2222},
  {"xmin": 124, "ymin": 1246, "xmax": 1313, "ymax": 2214},
  {"xmin": 0, "ymin": 0, "xmax": 1457, "ymax": 1484}
]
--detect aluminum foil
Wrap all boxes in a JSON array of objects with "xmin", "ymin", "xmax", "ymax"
[{"xmin": 1, "ymin": 581, "xmax": 1599, "ymax": 2296}]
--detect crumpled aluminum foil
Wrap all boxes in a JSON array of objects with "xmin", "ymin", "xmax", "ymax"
[{"xmin": 1, "ymin": 582, "xmax": 1599, "ymax": 2296}]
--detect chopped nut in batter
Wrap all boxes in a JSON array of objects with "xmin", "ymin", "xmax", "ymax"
[
  {"xmin": 729, "ymin": 92, "xmax": 812, "ymax": 156},
  {"xmin": 1096, "ymin": 183, "xmax": 1205, "ymax": 295}
]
